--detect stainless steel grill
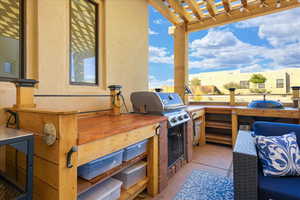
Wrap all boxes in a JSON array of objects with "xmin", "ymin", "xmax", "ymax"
[
  {"xmin": 130, "ymin": 91, "xmax": 190, "ymax": 127},
  {"xmin": 131, "ymin": 91, "xmax": 190, "ymax": 167}
]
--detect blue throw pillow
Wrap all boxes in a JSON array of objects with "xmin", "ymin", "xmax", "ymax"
[{"xmin": 255, "ymin": 132, "xmax": 300, "ymax": 176}]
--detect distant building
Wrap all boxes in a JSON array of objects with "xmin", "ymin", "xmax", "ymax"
[{"xmin": 189, "ymin": 68, "xmax": 300, "ymax": 94}]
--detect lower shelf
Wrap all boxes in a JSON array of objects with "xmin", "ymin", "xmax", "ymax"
[
  {"xmin": 0, "ymin": 178, "xmax": 22, "ymax": 200},
  {"xmin": 77, "ymin": 153, "xmax": 147, "ymax": 195},
  {"xmin": 206, "ymin": 133, "xmax": 232, "ymax": 145},
  {"xmin": 120, "ymin": 177, "xmax": 148, "ymax": 200}
]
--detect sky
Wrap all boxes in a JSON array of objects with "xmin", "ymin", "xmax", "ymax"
[{"xmin": 148, "ymin": 6, "xmax": 300, "ymax": 89}]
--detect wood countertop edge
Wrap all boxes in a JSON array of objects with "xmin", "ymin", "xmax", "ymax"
[
  {"xmin": 6, "ymin": 107, "xmax": 78, "ymax": 115},
  {"xmin": 77, "ymin": 114, "xmax": 167, "ymax": 145}
]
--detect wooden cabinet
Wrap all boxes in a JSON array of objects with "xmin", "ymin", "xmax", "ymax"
[{"xmin": 6, "ymin": 108, "xmax": 166, "ymax": 200}]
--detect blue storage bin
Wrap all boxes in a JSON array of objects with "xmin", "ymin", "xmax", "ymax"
[
  {"xmin": 78, "ymin": 150, "xmax": 124, "ymax": 180},
  {"xmin": 123, "ymin": 140, "xmax": 148, "ymax": 161}
]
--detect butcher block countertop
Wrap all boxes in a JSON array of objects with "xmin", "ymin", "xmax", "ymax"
[{"xmin": 77, "ymin": 113, "xmax": 167, "ymax": 145}]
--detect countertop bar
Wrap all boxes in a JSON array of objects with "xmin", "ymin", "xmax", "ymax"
[
  {"xmin": 78, "ymin": 113, "xmax": 167, "ymax": 145},
  {"xmin": 187, "ymin": 105, "xmax": 299, "ymax": 112}
]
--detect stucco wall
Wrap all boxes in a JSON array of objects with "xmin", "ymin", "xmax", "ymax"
[{"xmin": 0, "ymin": 0, "xmax": 149, "ymax": 123}]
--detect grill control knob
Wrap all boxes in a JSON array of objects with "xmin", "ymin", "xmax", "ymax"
[
  {"xmin": 171, "ymin": 118, "xmax": 177, "ymax": 123},
  {"xmin": 184, "ymin": 114, "xmax": 189, "ymax": 119}
]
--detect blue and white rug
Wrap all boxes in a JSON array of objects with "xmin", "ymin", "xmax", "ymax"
[{"xmin": 173, "ymin": 170, "xmax": 233, "ymax": 200}]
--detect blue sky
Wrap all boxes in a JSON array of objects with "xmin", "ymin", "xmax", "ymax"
[{"xmin": 148, "ymin": 6, "xmax": 300, "ymax": 88}]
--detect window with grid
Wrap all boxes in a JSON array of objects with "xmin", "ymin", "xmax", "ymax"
[
  {"xmin": 240, "ymin": 81, "xmax": 250, "ymax": 89},
  {"xmin": 258, "ymin": 83, "xmax": 265, "ymax": 89},
  {"xmin": 70, "ymin": 0, "xmax": 98, "ymax": 85},
  {"xmin": 276, "ymin": 79, "xmax": 284, "ymax": 88},
  {"xmin": 0, "ymin": 0, "xmax": 25, "ymax": 81}
]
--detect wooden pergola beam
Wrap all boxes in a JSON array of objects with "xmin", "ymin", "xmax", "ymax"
[
  {"xmin": 148, "ymin": 0, "xmax": 181, "ymax": 24},
  {"xmin": 241, "ymin": 0, "xmax": 248, "ymax": 8},
  {"xmin": 165, "ymin": 0, "xmax": 194, "ymax": 22},
  {"xmin": 222, "ymin": 0, "xmax": 232, "ymax": 13},
  {"xmin": 205, "ymin": 0, "xmax": 218, "ymax": 17},
  {"xmin": 185, "ymin": 0, "xmax": 205, "ymax": 20},
  {"xmin": 174, "ymin": 25, "xmax": 189, "ymax": 103},
  {"xmin": 188, "ymin": 0, "xmax": 300, "ymax": 32}
]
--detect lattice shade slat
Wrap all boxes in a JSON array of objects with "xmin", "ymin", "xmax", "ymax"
[
  {"xmin": 149, "ymin": 0, "xmax": 300, "ymax": 32},
  {"xmin": 0, "ymin": 0, "xmax": 20, "ymax": 40}
]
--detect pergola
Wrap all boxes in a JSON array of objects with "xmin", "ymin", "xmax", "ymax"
[{"xmin": 148, "ymin": 0, "xmax": 300, "ymax": 102}]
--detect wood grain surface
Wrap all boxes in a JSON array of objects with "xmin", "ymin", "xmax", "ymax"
[{"xmin": 77, "ymin": 114, "xmax": 167, "ymax": 145}]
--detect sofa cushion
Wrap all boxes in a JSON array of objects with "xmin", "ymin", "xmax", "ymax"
[
  {"xmin": 255, "ymin": 133, "xmax": 300, "ymax": 176},
  {"xmin": 253, "ymin": 122, "xmax": 300, "ymax": 146},
  {"xmin": 259, "ymin": 174, "xmax": 300, "ymax": 200}
]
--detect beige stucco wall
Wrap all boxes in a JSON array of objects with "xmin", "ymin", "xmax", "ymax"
[
  {"xmin": 190, "ymin": 68, "xmax": 300, "ymax": 95},
  {"xmin": 0, "ymin": 0, "xmax": 149, "ymax": 124}
]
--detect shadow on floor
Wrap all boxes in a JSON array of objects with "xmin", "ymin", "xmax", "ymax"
[{"xmin": 137, "ymin": 143, "xmax": 233, "ymax": 200}]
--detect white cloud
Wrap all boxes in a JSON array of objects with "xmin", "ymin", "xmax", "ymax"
[
  {"xmin": 149, "ymin": 75, "xmax": 174, "ymax": 88},
  {"xmin": 189, "ymin": 30, "xmax": 268, "ymax": 70},
  {"xmin": 189, "ymin": 23, "xmax": 300, "ymax": 71},
  {"xmin": 235, "ymin": 8, "xmax": 300, "ymax": 47},
  {"xmin": 149, "ymin": 28, "xmax": 158, "ymax": 35},
  {"xmin": 149, "ymin": 46, "xmax": 173, "ymax": 64},
  {"xmin": 153, "ymin": 19, "xmax": 163, "ymax": 24}
]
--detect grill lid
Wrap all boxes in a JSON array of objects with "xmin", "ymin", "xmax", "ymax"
[{"xmin": 130, "ymin": 91, "xmax": 185, "ymax": 113}]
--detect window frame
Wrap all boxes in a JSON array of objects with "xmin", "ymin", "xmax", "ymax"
[
  {"xmin": 0, "ymin": 0, "xmax": 26, "ymax": 81},
  {"xmin": 240, "ymin": 81, "xmax": 249, "ymax": 89},
  {"xmin": 276, "ymin": 79, "xmax": 284, "ymax": 88},
  {"xmin": 258, "ymin": 83, "xmax": 265, "ymax": 89},
  {"xmin": 69, "ymin": 0, "xmax": 99, "ymax": 86}
]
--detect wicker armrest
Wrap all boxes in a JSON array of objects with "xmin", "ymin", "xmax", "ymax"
[{"xmin": 233, "ymin": 130, "xmax": 258, "ymax": 200}]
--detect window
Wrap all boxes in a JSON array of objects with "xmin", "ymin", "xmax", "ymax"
[
  {"xmin": 258, "ymin": 83, "xmax": 265, "ymax": 89},
  {"xmin": 70, "ymin": 0, "xmax": 98, "ymax": 85},
  {"xmin": 0, "ymin": 0, "xmax": 25, "ymax": 80},
  {"xmin": 240, "ymin": 81, "xmax": 249, "ymax": 89},
  {"xmin": 276, "ymin": 79, "xmax": 284, "ymax": 88}
]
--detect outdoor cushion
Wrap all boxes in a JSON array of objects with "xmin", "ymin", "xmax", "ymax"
[
  {"xmin": 253, "ymin": 121, "xmax": 300, "ymax": 145},
  {"xmin": 255, "ymin": 133, "xmax": 300, "ymax": 176},
  {"xmin": 259, "ymin": 172, "xmax": 300, "ymax": 200}
]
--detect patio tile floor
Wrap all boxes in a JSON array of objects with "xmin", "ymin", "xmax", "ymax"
[{"xmin": 137, "ymin": 143, "xmax": 233, "ymax": 200}]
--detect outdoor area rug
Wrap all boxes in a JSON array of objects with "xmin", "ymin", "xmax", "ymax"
[{"xmin": 173, "ymin": 170, "xmax": 233, "ymax": 200}]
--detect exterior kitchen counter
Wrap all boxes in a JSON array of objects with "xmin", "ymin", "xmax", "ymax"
[
  {"xmin": 187, "ymin": 104, "xmax": 300, "ymax": 147},
  {"xmin": 77, "ymin": 113, "xmax": 167, "ymax": 145}
]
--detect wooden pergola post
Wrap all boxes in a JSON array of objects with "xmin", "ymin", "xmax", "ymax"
[{"xmin": 174, "ymin": 24, "xmax": 189, "ymax": 104}]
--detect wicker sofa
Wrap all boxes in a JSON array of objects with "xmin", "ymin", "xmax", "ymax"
[{"xmin": 233, "ymin": 121, "xmax": 300, "ymax": 200}]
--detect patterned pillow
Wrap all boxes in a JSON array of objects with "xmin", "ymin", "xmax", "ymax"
[{"xmin": 255, "ymin": 132, "xmax": 300, "ymax": 176}]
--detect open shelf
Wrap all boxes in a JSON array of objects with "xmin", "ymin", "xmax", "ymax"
[
  {"xmin": 77, "ymin": 153, "xmax": 147, "ymax": 195},
  {"xmin": 206, "ymin": 133, "xmax": 232, "ymax": 145},
  {"xmin": 0, "ymin": 177, "xmax": 23, "ymax": 200},
  {"xmin": 120, "ymin": 177, "xmax": 148, "ymax": 200},
  {"xmin": 206, "ymin": 121, "xmax": 232, "ymax": 130}
]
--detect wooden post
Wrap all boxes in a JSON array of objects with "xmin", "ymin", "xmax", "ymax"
[
  {"xmin": 11, "ymin": 110, "xmax": 78, "ymax": 200},
  {"xmin": 229, "ymin": 88, "xmax": 236, "ymax": 106},
  {"xmin": 108, "ymin": 85, "xmax": 122, "ymax": 115},
  {"xmin": 292, "ymin": 86, "xmax": 300, "ymax": 108},
  {"xmin": 147, "ymin": 134, "xmax": 159, "ymax": 196},
  {"xmin": 199, "ymin": 113, "xmax": 206, "ymax": 145},
  {"xmin": 12, "ymin": 79, "xmax": 38, "ymax": 109},
  {"xmin": 174, "ymin": 25, "xmax": 189, "ymax": 104},
  {"xmin": 231, "ymin": 110, "xmax": 238, "ymax": 147}
]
